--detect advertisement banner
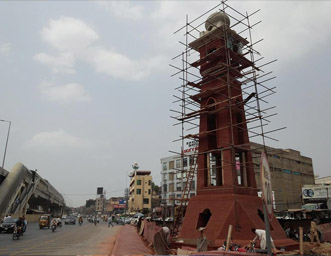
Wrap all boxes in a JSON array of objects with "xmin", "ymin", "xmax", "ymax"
[{"xmin": 302, "ymin": 185, "xmax": 331, "ymax": 199}]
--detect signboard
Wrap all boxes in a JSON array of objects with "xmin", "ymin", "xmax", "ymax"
[
  {"xmin": 97, "ymin": 187, "xmax": 103, "ymax": 195},
  {"xmin": 257, "ymin": 191, "xmax": 276, "ymax": 210},
  {"xmin": 302, "ymin": 185, "xmax": 331, "ymax": 199},
  {"xmin": 260, "ymin": 152, "xmax": 273, "ymax": 217}
]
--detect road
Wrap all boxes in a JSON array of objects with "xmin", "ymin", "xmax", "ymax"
[{"xmin": 0, "ymin": 220, "xmax": 121, "ymax": 255}]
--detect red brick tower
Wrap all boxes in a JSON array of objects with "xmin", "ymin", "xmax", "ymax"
[{"xmin": 178, "ymin": 12, "xmax": 296, "ymax": 249}]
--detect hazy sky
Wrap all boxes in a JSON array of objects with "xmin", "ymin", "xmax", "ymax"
[{"xmin": 0, "ymin": 1, "xmax": 330, "ymax": 207}]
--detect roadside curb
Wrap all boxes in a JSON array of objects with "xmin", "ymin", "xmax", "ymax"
[{"xmin": 110, "ymin": 225, "xmax": 123, "ymax": 256}]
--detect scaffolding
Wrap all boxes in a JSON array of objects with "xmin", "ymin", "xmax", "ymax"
[{"xmin": 169, "ymin": 0, "xmax": 285, "ymax": 236}]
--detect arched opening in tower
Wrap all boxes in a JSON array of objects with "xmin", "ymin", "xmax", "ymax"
[{"xmin": 196, "ymin": 208, "xmax": 212, "ymax": 229}]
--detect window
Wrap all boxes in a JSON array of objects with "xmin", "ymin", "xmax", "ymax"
[
  {"xmin": 163, "ymin": 162, "xmax": 167, "ymax": 171},
  {"xmin": 190, "ymin": 181, "xmax": 195, "ymax": 190},
  {"xmin": 163, "ymin": 184, "xmax": 167, "ymax": 193},
  {"xmin": 176, "ymin": 194, "xmax": 181, "ymax": 198},
  {"xmin": 148, "ymin": 189, "xmax": 151, "ymax": 195},
  {"xmin": 176, "ymin": 172, "xmax": 181, "ymax": 180},
  {"xmin": 136, "ymin": 180, "xmax": 141, "ymax": 185},
  {"xmin": 176, "ymin": 159, "xmax": 181, "ymax": 168},
  {"xmin": 183, "ymin": 158, "xmax": 188, "ymax": 168},
  {"xmin": 169, "ymin": 172, "xmax": 174, "ymax": 181},
  {"xmin": 169, "ymin": 161, "xmax": 174, "ymax": 169},
  {"xmin": 282, "ymin": 169, "xmax": 292, "ymax": 174},
  {"xmin": 190, "ymin": 193, "xmax": 196, "ymax": 198},
  {"xmin": 190, "ymin": 156, "xmax": 195, "ymax": 165},
  {"xmin": 143, "ymin": 199, "xmax": 149, "ymax": 204},
  {"xmin": 137, "ymin": 189, "xmax": 141, "ymax": 194},
  {"xmin": 169, "ymin": 183, "xmax": 174, "ymax": 192},
  {"xmin": 176, "ymin": 183, "xmax": 182, "ymax": 191},
  {"xmin": 148, "ymin": 180, "xmax": 151, "ymax": 185}
]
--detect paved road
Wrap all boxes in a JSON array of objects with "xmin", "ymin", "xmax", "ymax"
[{"xmin": 0, "ymin": 220, "xmax": 122, "ymax": 255}]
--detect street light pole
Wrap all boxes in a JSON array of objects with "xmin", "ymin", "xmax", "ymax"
[{"xmin": 0, "ymin": 119, "xmax": 11, "ymax": 170}]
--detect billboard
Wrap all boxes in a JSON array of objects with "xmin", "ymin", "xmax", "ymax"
[
  {"xmin": 302, "ymin": 185, "xmax": 331, "ymax": 200},
  {"xmin": 97, "ymin": 187, "xmax": 103, "ymax": 195}
]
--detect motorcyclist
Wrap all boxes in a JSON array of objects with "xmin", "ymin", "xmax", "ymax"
[
  {"xmin": 93, "ymin": 216, "xmax": 97, "ymax": 225},
  {"xmin": 79, "ymin": 216, "xmax": 83, "ymax": 225},
  {"xmin": 50, "ymin": 218, "xmax": 58, "ymax": 230},
  {"xmin": 15, "ymin": 217, "xmax": 24, "ymax": 235}
]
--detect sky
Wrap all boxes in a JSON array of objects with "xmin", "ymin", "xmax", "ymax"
[{"xmin": 0, "ymin": 1, "xmax": 330, "ymax": 207}]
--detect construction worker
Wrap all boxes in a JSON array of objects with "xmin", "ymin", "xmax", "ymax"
[{"xmin": 310, "ymin": 219, "xmax": 320, "ymax": 244}]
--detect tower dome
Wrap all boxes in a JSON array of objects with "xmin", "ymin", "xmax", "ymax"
[{"xmin": 205, "ymin": 11, "xmax": 230, "ymax": 31}]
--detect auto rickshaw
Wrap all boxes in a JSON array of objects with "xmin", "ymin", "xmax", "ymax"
[{"xmin": 39, "ymin": 215, "xmax": 50, "ymax": 229}]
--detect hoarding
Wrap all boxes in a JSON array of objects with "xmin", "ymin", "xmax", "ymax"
[
  {"xmin": 97, "ymin": 187, "xmax": 103, "ymax": 195},
  {"xmin": 302, "ymin": 185, "xmax": 331, "ymax": 199}
]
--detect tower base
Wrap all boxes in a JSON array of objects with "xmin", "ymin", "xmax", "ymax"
[{"xmin": 179, "ymin": 193, "xmax": 298, "ymax": 250}]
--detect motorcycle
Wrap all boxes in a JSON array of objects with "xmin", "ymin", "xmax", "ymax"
[
  {"xmin": 79, "ymin": 220, "xmax": 83, "ymax": 226},
  {"xmin": 51, "ymin": 224, "xmax": 57, "ymax": 232},
  {"xmin": 12, "ymin": 225, "xmax": 22, "ymax": 240}
]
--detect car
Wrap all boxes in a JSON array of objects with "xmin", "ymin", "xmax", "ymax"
[
  {"xmin": 0, "ymin": 218, "xmax": 17, "ymax": 233},
  {"xmin": 64, "ymin": 216, "xmax": 76, "ymax": 225}
]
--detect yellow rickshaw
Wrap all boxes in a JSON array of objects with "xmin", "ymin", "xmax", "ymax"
[{"xmin": 39, "ymin": 215, "xmax": 50, "ymax": 229}]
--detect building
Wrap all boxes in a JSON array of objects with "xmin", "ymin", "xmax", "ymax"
[
  {"xmin": 251, "ymin": 142, "xmax": 315, "ymax": 211},
  {"xmin": 106, "ymin": 197, "xmax": 126, "ymax": 214},
  {"xmin": 95, "ymin": 197, "xmax": 105, "ymax": 213},
  {"xmin": 315, "ymin": 176, "xmax": 331, "ymax": 185},
  {"xmin": 161, "ymin": 142, "xmax": 315, "ymax": 212},
  {"xmin": 160, "ymin": 151, "xmax": 197, "ymax": 210},
  {"xmin": 128, "ymin": 170, "xmax": 152, "ymax": 214}
]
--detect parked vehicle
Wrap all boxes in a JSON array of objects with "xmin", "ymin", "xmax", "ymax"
[
  {"xmin": 39, "ymin": 215, "xmax": 51, "ymax": 229},
  {"xmin": 114, "ymin": 217, "xmax": 125, "ymax": 225},
  {"xmin": 0, "ymin": 218, "xmax": 17, "ymax": 233},
  {"xmin": 64, "ymin": 216, "xmax": 76, "ymax": 225},
  {"xmin": 130, "ymin": 213, "xmax": 144, "ymax": 225}
]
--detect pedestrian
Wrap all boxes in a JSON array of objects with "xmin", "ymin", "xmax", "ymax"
[
  {"xmin": 310, "ymin": 219, "xmax": 320, "ymax": 244},
  {"xmin": 108, "ymin": 216, "xmax": 113, "ymax": 227},
  {"xmin": 162, "ymin": 226, "xmax": 170, "ymax": 245},
  {"xmin": 251, "ymin": 228, "xmax": 275, "ymax": 251}
]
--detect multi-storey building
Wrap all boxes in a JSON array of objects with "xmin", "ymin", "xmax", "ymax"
[
  {"xmin": 106, "ymin": 197, "xmax": 126, "ymax": 214},
  {"xmin": 160, "ymin": 150, "xmax": 197, "ymax": 208},
  {"xmin": 250, "ymin": 142, "xmax": 315, "ymax": 211},
  {"xmin": 161, "ymin": 142, "xmax": 315, "ymax": 212},
  {"xmin": 95, "ymin": 197, "xmax": 105, "ymax": 213},
  {"xmin": 128, "ymin": 171, "xmax": 152, "ymax": 214}
]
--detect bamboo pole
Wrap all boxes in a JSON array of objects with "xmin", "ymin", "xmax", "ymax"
[
  {"xmin": 299, "ymin": 227, "xmax": 304, "ymax": 255},
  {"xmin": 225, "ymin": 225, "xmax": 233, "ymax": 251}
]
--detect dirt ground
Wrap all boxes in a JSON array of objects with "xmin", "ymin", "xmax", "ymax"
[{"xmin": 280, "ymin": 242, "xmax": 331, "ymax": 255}]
